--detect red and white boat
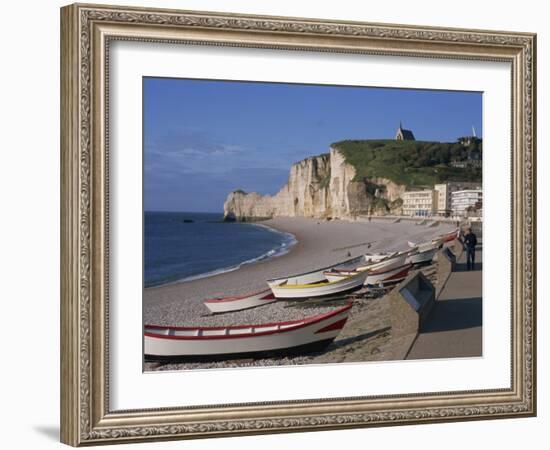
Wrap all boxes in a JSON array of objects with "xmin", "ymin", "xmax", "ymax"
[
  {"xmin": 439, "ymin": 228, "xmax": 460, "ymax": 243},
  {"xmin": 144, "ymin": 302, "xmax": 353, "ymax": 360},
  {"xmin": 365, "ymin": 263, "xmax": 412, "ymax": 286},
  {"xmin": 324, "ymin": 262, "xmax": 412, "ymax": 287},
  {"xmin": 203, "ymin": 288, "xmax": 276, "ymax": 314},
  {"xmin": 266, "ymin": 255, "xmax": 364, "ymax": 289}
]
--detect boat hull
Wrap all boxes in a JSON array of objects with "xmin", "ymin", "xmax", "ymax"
[
  {"xmin": 365, "ymin": 264, "xmax": 412, "ymax": 287},
  {"xmin": 270, "ymin": 270, "xmax": 367, "ymax": 299},
  {"xmin": 144, "ymin": 303, "xmax": 352, "ymax": 359},
  {"xmin": 405, "ymin": 248, "xmax": 437, "ymax": 265},
  {"xmin": 358, "ymin": 253, "xmax": 407, "ymax": 272},
  {"xmin": 203, "ymin": 289, "xmax": 276, "ymax": 313},
  {"xmin": 266, "ymin": 255, "xmax": 364, "ymax": 288}
]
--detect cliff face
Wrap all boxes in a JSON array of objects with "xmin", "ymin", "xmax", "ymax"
[{"xmin": 223, "ymin": 147, "xmax": 406, "ymax": 221}]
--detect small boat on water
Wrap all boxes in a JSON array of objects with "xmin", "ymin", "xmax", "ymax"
[
  {"xmin": 203, "ymin": 288, "xmax": 276, "ymax": 314},
  {"xmin": 269, "ymin": 270, "xmax": 367, "ymax": 299},
  {"xmin": 144, "ymin": 302, "xmax": 353, "ymax": 360}
]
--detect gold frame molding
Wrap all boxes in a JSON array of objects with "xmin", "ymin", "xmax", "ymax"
[{"xmin": 60, "ymin": 3, "xmax": 536, "ymax": 446}]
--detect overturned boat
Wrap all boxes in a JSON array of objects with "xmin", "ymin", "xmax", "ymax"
[
  {"xmin": 144, "ymin": 302, "xmax": 353, "ymax": 360},
  {"xmin": 203, "ymin": 288, "xmax": 276, "ymax": 313}
]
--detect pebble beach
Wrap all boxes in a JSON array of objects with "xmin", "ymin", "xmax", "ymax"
[{"xmin": 144, "ymin": 217, "xmax": 455, "ymax": 371}]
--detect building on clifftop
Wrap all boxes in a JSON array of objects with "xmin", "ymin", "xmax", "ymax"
[{"xmin": 395, "ymin": 121, "xmax": 415, "ymax": 141}]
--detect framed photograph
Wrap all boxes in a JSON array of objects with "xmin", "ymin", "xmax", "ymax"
[{"xmin": 60, "ymin": 3, "xmax": 536, "ymax": 446}]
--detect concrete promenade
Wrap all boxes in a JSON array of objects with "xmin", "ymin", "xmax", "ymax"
[{"xmin": 406, "ymin": 245, "xmax": 482, "ymax": 360}]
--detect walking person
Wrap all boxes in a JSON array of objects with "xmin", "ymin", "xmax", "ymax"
[{"xmin": 463, "ymin": 227, "xmax": 478, "ymax": 270}]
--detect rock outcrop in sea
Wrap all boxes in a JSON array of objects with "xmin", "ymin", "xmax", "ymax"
[{"xmin": 223, "ymin": 146, "xmax": 406, "ymax": 221}]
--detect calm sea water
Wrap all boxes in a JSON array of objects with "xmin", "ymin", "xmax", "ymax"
[{"xmin": 144, "ymin": 212, "xmax": 296, "ymax": 288}]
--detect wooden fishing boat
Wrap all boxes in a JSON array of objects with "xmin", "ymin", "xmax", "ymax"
[
  {"xmin": 266, "ymin": 255, "xmax": 364, "ymax": 289},
  {"xmin": 203, "ymin": 288, "xmax": 276, "ymax": 314},
  {"xmin": 362, "ymin": 251, "xmax": 398, "ymax": 264},
  {"xmin": 356, "ymin": 252, "xmax": 407, "ymax": 272},
  {"xmin": 269, "ymin": 270, "xmax": 367, "ymax": 299},
  {"xmin": 405, "ymin": 247, "xmax": 438, "ymax": 265},
  {"xmin": 364, "ymin": 263, "xmax": 412, "ymax": 287},
  {"xmin": 439, "ymin": 228, "xmax": 460, "ymax": 243},
  {"xmin": 324, "ymin": 262, "xmax": 412, "ymax": 287},
  {"xmin": 144, "ymin": 302, "xmax": 353, "ymax": 360},
  {"xmin": 408, "ymin": 236, "xmax": 444, "ymax": 249}
]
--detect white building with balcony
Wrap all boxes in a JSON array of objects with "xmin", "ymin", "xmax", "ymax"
[
  {"xmin": 402, "ymin": 190, "xmax": 437, "ymax": 217},
  {"xmin": 434, "ymin": 182, "xmax": 482, "ymax": 216},
  {"xmin": 451, "ymin": 189, "xmax": 483, "ymax": 216}
]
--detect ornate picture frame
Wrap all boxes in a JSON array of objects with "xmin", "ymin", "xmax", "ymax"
[{"xmin": 60, "ymin": 3, "xmax": 536, "ymax": 446}]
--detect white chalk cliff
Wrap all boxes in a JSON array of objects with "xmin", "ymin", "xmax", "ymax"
[{"xmin": 223, "ymin": 147, "xmax": 406, "ymax": 221}]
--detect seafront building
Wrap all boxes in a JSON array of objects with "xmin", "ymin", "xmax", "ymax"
[
  {"xmin": 434, "ymin": 182, "xmax": 482, "ymax": 216},
  {"xmin": 402, "ymin": 190, "xmax": 438, "ymax": 217},
  {"xmin": 451, "ymin": 189, "xmax": 483, "ymax": 216}
]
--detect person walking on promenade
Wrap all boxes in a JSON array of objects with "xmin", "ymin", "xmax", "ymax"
[{"xmin": 463, "ymin": 227, "xmax": 478, "ymax": 270}]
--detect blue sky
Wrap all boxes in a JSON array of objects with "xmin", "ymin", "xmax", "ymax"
[{"xmin": 144, "ymin": 78, "xmax": 482, "ymax": 213}]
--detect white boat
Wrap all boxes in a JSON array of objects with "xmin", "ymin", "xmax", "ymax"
[
  {"xmin": 203, "ymin": 288, "xmax": 276, "ymax": 313},
  {"xmin": 408, "ymin": 237, "xmax": 444, "ymax": 250},
  {"xmin": 269, "ymin": 270, "xmax": 368, "ymax": 299},
  {"xmin": 324, "ymin": 262, "xmax": 412, "ymax": 287},
  {"xmin": 330, "ymin": 252, "xmax": 408, "ymax": 279},
  {"xmin": 362, "ymin": 252, "xmax": 398, "ymax": 264},
  {"xmin": 266, "ymin": 255, "xmax": 364, "ymax": 289},
  {"xmin": 405, "ymin": 247, "xmax": 438, "ymax": 265},
  {"xmin": 144, "ymin": 302, "xmax": 353, "ymax": 360},
  {"xmin": 364, "ymin": 263, "xmax": 412, "ymax": 286},
  {"xmin": 357, "ymin": 252, "xmax": 407, "ymax": 272}
]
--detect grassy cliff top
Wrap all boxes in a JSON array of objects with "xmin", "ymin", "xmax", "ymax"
[{"xmin": 332, "ymin": 139, "xmax": 482, "ymax": 188}]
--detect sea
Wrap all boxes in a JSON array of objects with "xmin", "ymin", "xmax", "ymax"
[{"xmin": 144, "ymin": 212, "xmax": 297, "ymax": 288}]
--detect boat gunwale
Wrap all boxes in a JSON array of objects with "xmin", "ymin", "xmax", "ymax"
[
  {"xmin": 265, "ymin": 255, "xmax": 364, "ymax": 283},
  {"xmin": 271, "ymin": 269, "xmax": 367, "ymax": 289},
  {"xmin": 203, "ymin": 288, "xmax": 274, "ymax": 303},
  {"xmin": 144, "ymin": 302, "xmax": 352, "ymax": 340}
]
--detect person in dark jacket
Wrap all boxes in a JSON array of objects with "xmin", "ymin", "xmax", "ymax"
[{"xmin": 463, "ymin": 228, "xmax": 478, "ymax": 270}]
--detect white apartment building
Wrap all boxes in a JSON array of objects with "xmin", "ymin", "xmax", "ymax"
[
  {"xmin": 451, "ymin": 189, "xmax": 483, "ymax": 216},
  {"xmin": 434, "ymin": 182, "xmax": 482, "ymax": 216},
  {"xmin": 402, "ymin": 190, "xmax": 437, "ymax": 217}
]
